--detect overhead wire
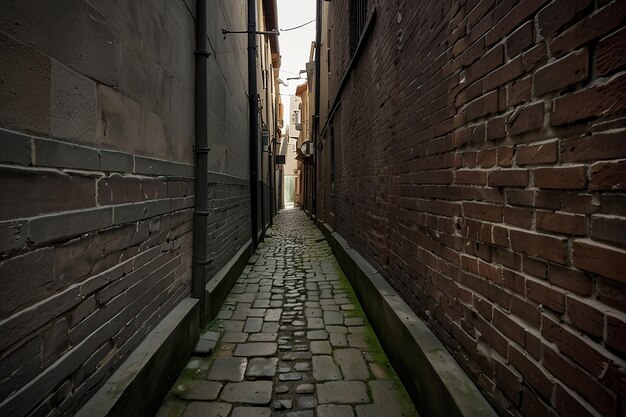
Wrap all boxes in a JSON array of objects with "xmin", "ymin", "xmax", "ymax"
[
  {"xmin": 279, "ymin": 18, "xmax": 316, "ymax": 32},
  {"xmin": 279, "ymin": 69, "xmax": 302, "ymax": 75}
]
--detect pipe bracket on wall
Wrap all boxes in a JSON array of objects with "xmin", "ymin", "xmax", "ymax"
[
  {"xmin": 194, "ymin": 146, "xmax": 211, "ymax": 154},
  {"xmin": 194, "ymin": 49, "xmax": 211, "ymax": 57},
  {"xmin": 195, "ymin": 258, "xmax": 213, "ymax": 265}
]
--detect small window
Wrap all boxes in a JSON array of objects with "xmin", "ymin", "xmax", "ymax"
[{"xmin": 350, "ymin": 0, "xmax": 367, "ymax": 55}]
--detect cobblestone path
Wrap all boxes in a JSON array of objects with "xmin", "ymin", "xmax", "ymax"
[{"xmin": 156, "ymin": 208, "xmax": 417, "ymax": 417}]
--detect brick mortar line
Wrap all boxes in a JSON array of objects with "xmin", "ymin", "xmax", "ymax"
[{"xmin": 0, "ymin": 127, "xmax": 195, "ymax": 178}]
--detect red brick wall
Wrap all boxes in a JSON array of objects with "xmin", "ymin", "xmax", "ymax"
[{"xmin": 322, "ymin": 1, "xmax": 626, "ymax": 416}]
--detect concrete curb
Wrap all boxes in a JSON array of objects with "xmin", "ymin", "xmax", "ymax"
[
  {"xmin": 319, "ymin": 221, "xmax": 497, "ymax": 417},
  {"xmin": 205, "ymin": 239, "xmax": 253, "ymax": 320},
  {"xmin": 75, "ymin": 298, "xmax": 199, "ymax": 417}
]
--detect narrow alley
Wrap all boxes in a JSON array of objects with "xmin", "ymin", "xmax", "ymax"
[
  {"xmin": 156, "ymin": 208, "xmax": 416, "ymax": 417},
  {"xmin": 1, "ymin": 1, "xmax": 625, "ymax": 417}
]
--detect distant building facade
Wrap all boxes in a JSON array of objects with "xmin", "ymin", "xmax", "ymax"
[
  {"xmin": 287, "ymin": 94, "xmax": 304, "ymax": 207},
  {"xmin": 294, "ymin": 81, "xmax": 314, "ymax": 211},
  {"xmin": 279, "ymin": 132, "xmax": 299, "ymax": 206}
]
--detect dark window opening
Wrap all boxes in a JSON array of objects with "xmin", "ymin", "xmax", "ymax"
[{"xmin": 350, "ymin": 0, "xmax": 367, "ymax": 55}]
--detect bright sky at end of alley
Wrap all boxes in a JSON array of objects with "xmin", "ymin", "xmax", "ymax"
[{"xmin": 276, "ymin": 0, "xmax": 316, "ymax": 119}]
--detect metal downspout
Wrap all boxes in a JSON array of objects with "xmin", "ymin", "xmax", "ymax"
[
  {"xmin": 313, "ymin": 0, "xmax": 322, "ymax": 222},
  {"xmin": 267, "ymin": 146, "xmax": 274, "ymax": 227},
  {"xmin": 269, "ymin": 92, "xmax": 276, "ymax": 225},
  {"xmin": 192, "ymin": 0, "xmax": 209, "ymax": 326},
  {"xmin": 248, "ymin": 0, "xmax": 260, "ymax": 249}
]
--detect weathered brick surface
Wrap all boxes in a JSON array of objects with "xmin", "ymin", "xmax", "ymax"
[
  {"xmin": 320, "ymin": 1, "xmax": 626, "ymax": 416},
  {"xmin": 0, "ymin": 167, "xmax": 96, "ymax": 221},
  {"xmin": 533, "ymin": 49, "xmax": 588, "ymax": 96},
  {"xmin": 0, "ymin": 248, "xmax": 54, "ymax": 319},
  {"xmin": 205, "ymin": 179, "xmax": 252, "ymax": 279}
]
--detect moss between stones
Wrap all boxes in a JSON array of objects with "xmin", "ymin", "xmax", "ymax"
[
  {"xmin": 335, "ymin": 263, "xmax": 419, "ymax": 416},
  {"xmin": 201, "ymin": 318, "xmax": 221, "ymax": 334},
  {"xmin": 178, "ymin": 366, "xmax": 199, "ymax": 381},
  {"xmin": 170, "ymin": 319, "xmax": 222, "ymax": 388}
]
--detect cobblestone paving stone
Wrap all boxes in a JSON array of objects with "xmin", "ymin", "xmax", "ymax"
[{"xmin": 155, "ymin": 209, "xmax": 418, "ymax": 417}]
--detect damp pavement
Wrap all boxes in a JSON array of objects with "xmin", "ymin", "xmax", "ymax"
[{"xmin": 155, "ymin": 208, "xmax": 417, "ymax": 417}]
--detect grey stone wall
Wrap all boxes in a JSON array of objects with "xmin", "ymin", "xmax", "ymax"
[
  {"xmin": 0, "ymin": 0, "xmax": 195, "ymax": 162},
  {"xmin": 206, "ymin": 0, "xmax": 250, "ymax": 180},
  {"xmin": 0, "ymin": 0, "xmax": 253, "ymax": 416}
]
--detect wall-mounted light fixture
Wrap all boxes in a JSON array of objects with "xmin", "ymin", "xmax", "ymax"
[{"xmin": 300, "ymin": 140, "xmax": 314, "ymax": 157}]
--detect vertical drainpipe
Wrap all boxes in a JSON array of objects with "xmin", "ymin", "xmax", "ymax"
[
  {"xmin": 268, "ymin": 143, "xmax": 273, "ymax": 226},
  {"xmin": 260, "ymin": 124, "xmax": 266, "ymax": 240},
  {"xmin": 249, "ymin": 0, "xmax": 260, "ymax": 250},
  {"xmin": 313, "ymin": 0, "xmax": 322, "ymax": 223},
  {"xmin": 269, "ymin": 85, "xmax": 276, "ymax": 225},
  {"xmin": 268, "ymin": 119, "xmax": 274, "ymax": 226},
  {"xmin": 259, "ymin": 37, "xmax": 266, "ymax": 240},
  {"xmin": 192, "ymin": 0, "xmax": 209, "ymax": 327}
]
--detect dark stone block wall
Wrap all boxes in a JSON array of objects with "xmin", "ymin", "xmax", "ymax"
[
  {"xmin": 205, "ymin": 173, "xmax": 251, "ymax": 279},
  {"xmin": 0, "ymin": 129, "xmax": 195, "ymax": 417},
  {"xmin": 0, "ymin": 0, "xmax": 252, "ymax": 416},
  {"xmin": 320, "ymin": 1, "xmax": 626, "ymax": 416}
]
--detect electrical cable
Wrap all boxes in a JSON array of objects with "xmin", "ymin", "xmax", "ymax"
[
  {"xmin": 279, "ymin": 69, "xmax": 302, "ymax": 75},
  {"xmin": 280, "ymin": 18, "xmax": 316, "ymax": 32}
]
